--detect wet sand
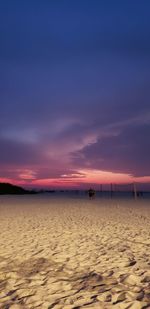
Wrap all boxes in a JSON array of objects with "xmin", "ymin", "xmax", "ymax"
[{"xmin": 0, "ymin": 195, "xmax": 150, "ymax": 309}]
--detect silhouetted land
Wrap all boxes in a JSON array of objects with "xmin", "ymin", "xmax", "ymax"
[{"xmin": 0, "ymin": 183, "xmax": 36, "ymax": 195}]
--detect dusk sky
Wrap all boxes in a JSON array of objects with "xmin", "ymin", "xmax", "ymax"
[{"xmin": 1, "ymin": 1, "xmax": 150, "ymax": 189}]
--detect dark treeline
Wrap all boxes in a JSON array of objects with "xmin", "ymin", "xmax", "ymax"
[
  {"xmin": 0, "ymin": 183, "xmax": 36, "ymax": 195},
  {"xmin": 0, "ymin": 183, "xmax": 56, "ymax": 195}
]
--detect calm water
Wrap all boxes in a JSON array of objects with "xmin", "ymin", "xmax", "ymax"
[{"xmin": 1, "ymin": 190, "xmax": 150, "ymax": 200}]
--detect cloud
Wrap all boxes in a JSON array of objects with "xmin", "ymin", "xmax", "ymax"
[
  {"xmin": 0, "ymin": 137, "xmax": 41, "ymax": 166},
  {"xmin": 72, "ymin": 123, "xmax": 150, "ymax": 177},
  {"xmin": 0, "ymin": 82, "xmax": 150, "ymax": 183}
]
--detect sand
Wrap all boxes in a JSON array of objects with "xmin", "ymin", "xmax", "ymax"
[{"xmin": 0, "ymin": 195, "xmax": 150, "ymax": 309}]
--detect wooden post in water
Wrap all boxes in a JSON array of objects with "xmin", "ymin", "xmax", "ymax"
[
  {"xmin": 114, "ymin": 183, "xmax": 116, "ymax": 197},
  {"xmin": 133, "ymin": 182, "xmax": 137, "ymax": 200},
  {"xmin": 100, "ymin": 184, "xmax": 102, "ymax": 195},
  {"xmin": 110, "ymin": 183, "xmax": 113, "ymax": 198}
]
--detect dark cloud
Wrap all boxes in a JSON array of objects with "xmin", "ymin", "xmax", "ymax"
[
  {"xmin": 72, "ymin": 123, "xmax": 150, "ymax": 177},
  {"xmin": 0, "ymin": 136, "xmax": 43, "ymax": 166}
]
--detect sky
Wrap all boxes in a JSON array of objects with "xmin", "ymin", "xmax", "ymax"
[{"xmin": 0, "ymin": 0, "xmax": 150, "ymax": 189}]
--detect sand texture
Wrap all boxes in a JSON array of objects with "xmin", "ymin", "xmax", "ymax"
[{"xmin": 0, "ymin": 195, "xmax": 150, "ymax": 309}]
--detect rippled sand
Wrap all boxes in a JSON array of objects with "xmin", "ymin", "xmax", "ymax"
[{"xmin": 0, "ymin": 195, "xmax": 150, "ymax": 309}]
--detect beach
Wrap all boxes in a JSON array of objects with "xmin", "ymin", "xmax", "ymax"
[{"xmin": 0, "ymin": 195, "xmax": 150, "ymax": 309}]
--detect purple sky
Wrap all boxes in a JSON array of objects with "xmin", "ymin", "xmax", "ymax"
[{"xmin": 0, "ymin": 1, "xmax": 150, "ymax": 188}]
